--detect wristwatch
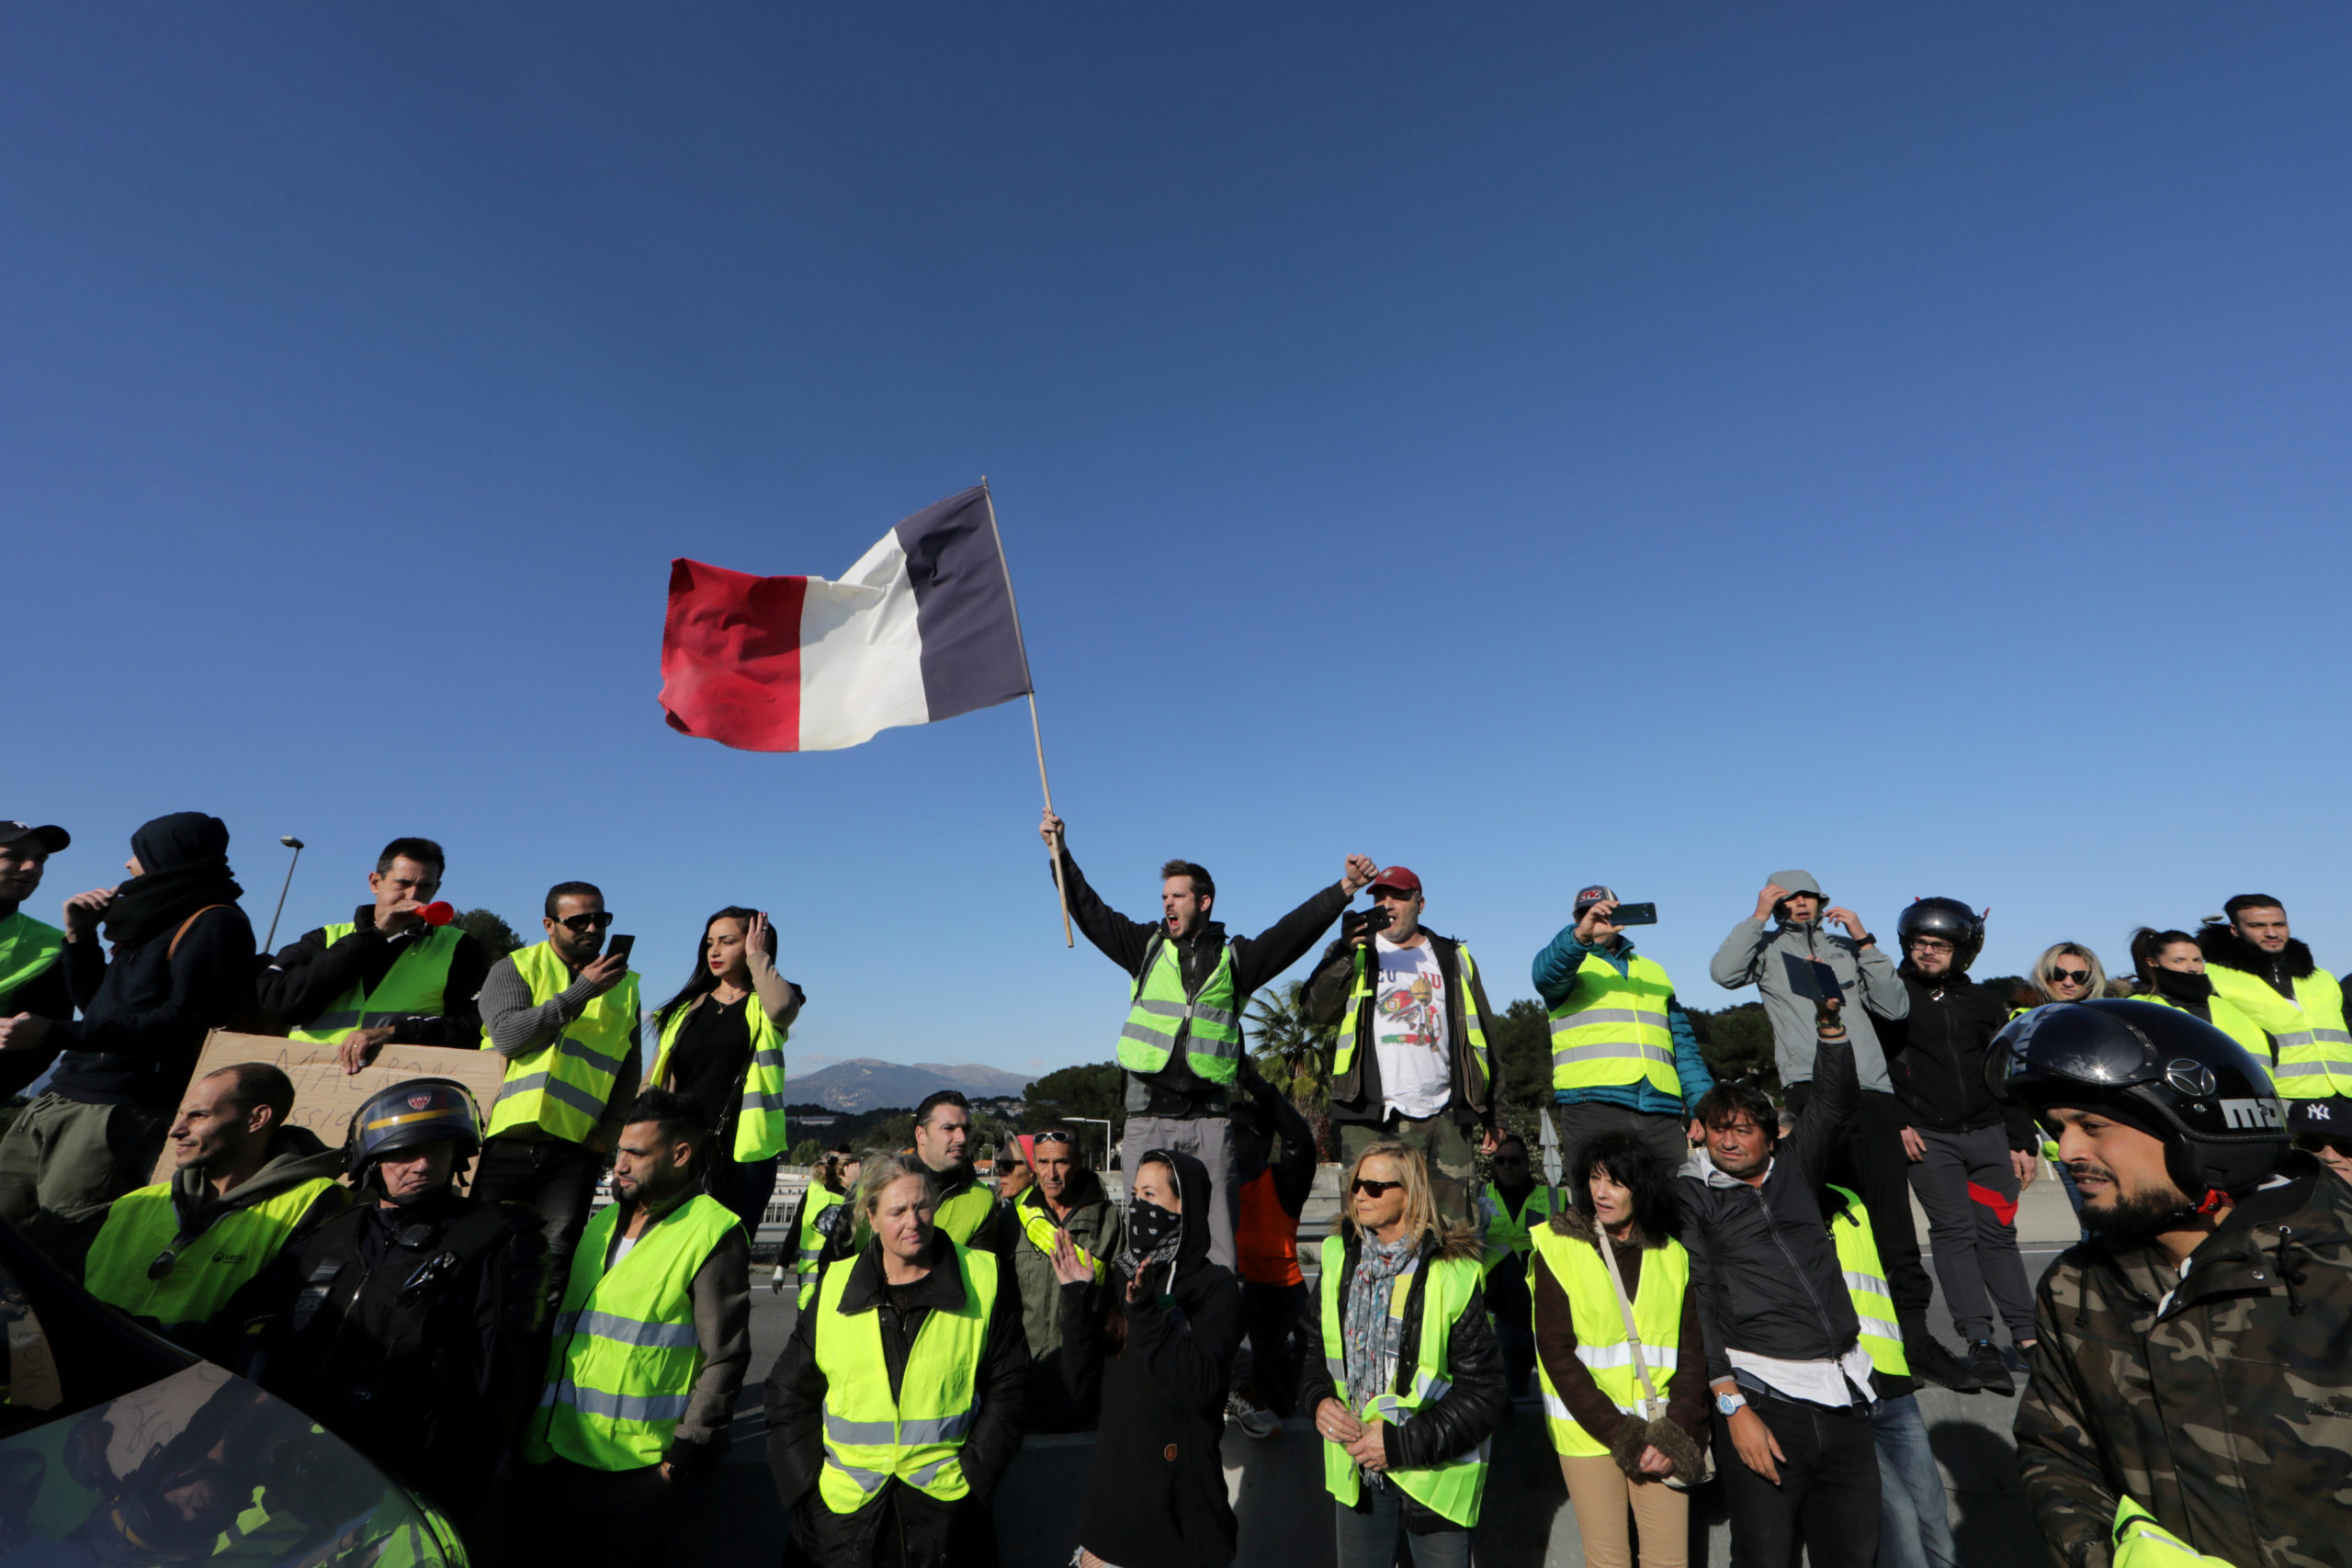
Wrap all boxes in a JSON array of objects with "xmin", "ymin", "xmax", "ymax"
[{"xmin": 1715, "ymin": 1389, "xmax": 1747, "ymax": 1416}]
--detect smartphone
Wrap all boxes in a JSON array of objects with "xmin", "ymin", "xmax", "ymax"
[
  {"xmin": 1607, "ymin": 902, "xmax": 1657, "ymax": 926},
  {"xmin": 605, "ymin": 933, "xmax": 637, "ymax": 964},
  {"xmin": 1809, "ymin": 960, "xmax": 1844, "ymax": 1002}
]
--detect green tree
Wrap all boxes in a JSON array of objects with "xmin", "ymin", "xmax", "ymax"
[
  {"xmin": 454, "ymin": 907, "xmax": 525, "ymax": 962},
  {"xmin": 1024, "ymin": 1063, "xmax": 1125, "ymax": 1143},
  {"xmin": 786, "ymin": 1134, "xmax": 825, "ymax": 1167},
  {"xmin": 1685, "ymin": 1001, "xmax": 1777, "ymax": 1091},
  {"xmin": 1247, "ymin": 979, "xmax": 1334, "ymax": 1111}
]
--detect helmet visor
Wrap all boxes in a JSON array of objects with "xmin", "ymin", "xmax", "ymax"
[{"xmin": 1992, "ymin": 1004, "xmax": 2164, "ymax": 1097}]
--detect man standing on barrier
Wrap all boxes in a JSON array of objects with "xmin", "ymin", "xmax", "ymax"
[
  {"xmin": 1042, "ymin": 808, "xmax": 1372, "ymax": 1269},
  {"xmin": 1305, "ymin": 864, "xmax": 1502, "ymax": 1229},
  {"xmin": 258, "ymin": 1077, "xmax": 548, "ymax": 1551},
  {"xmin": 2003, "ymin": 999, "xmax": 2352, "ymax": 1568}
]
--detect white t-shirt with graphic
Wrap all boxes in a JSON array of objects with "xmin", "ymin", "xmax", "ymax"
[{"xmin": 1372, "ymin": 934, "xmax": 1452, "ymax": 1121}]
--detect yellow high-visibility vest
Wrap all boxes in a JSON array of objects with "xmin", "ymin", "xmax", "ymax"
[
  {"xmin": 813, "ymin": 1240, "xmax": 999, "ymax": 1513},
  {"xmin": 1547, "ymin": 952, "xmax": 1680, "ymax": 1099},
  {"xmin": 1527, "ymin": 1223, "xmax": 1687, "ymax": 1459},
  {"xmin": 287, "ymin": 924, "xmax": 464, "ymax": 1044},
  {"xmin": 481, "ymin": 942, "xmax": 639, "ymax": 1145}
]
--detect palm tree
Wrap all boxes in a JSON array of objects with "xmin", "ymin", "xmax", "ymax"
[{"xmin": 1247, "ymin": 979, "xmax": 1335, "ymax": 1112}]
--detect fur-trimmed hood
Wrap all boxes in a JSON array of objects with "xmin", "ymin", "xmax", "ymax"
[
  {"xmin": 1545, "ymin": 1205, "xmax": 1671, "ymax": 1251},
  {"xmin": 1429, "ymin": 1223, "xmax": 1489, "ymax": 1265},
  {"xmin": 2198, "ymin": 923, "xmax": 2317, "ymax": 984}
]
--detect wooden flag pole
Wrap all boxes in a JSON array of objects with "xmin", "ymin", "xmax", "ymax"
[{"xmin": 981, "ymin": 479, "xmax": 1074, "ymax": 948}]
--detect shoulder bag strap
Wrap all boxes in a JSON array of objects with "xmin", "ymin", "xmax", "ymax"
[
  {"xmin": 1594, "ymin": 1233, "xmax": 1667, "ymax": 1420},
  {"xmin": 168, "ymin": 905, "xmax": 232, "ymax": 962}
]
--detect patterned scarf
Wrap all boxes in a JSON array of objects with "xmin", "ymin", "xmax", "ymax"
[{"xmin": 1341, "ymin": 1233, "xmax": 1420, "ymax": 1416}]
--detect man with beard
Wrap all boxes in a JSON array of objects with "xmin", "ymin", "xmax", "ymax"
[
  {"xmin": 1875, "ymin": 897, "xmax": 2038, "ymax": 1394},
  {"xmin": 912, "ymin": 1089, "xmax": 1013, "ymax": 1254},
  {"xmin": 257, "ymin": 1077, "xmax": 548, "ymax": 1547},
  {"xmin": 2198, "ymin": 894, "xmax": 2352, "ymax": 1100},
  {"xmin": 2001, "ymin": 999, "xmax": 2352, "ymax": 1567}
]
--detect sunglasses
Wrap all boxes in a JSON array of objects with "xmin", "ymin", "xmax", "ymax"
[
  {"xmin": 2296, "ymin": 1134, "xmax": 2352, "ymax": 1157},
  {"xmin": 1351, "ymin": 1178, "xmax": 1404, "ymax": 1197},
  {"xmin": 1031, "ymin": 1130, "xmax": 1076, "ymax": 1146},
  {"xmin": 556, "ymin": 911, "xmax": 616, "ymax": 932},
  {"xmin": 2049, "ymin": 968, "xmax": 2091, "ymax": 986}
]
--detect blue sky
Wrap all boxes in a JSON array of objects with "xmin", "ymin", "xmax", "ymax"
[{"xmin": 7, "ymin": 5, "xmax": 2349, "ymax": 1083}]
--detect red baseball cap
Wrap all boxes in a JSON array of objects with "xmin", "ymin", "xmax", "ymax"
[{"xmin": 1369, "ymin": 865, "xmax": 1422, "ymax": 896}]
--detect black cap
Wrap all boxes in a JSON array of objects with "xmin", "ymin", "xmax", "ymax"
[{"xmin": 0, "ymin": 822, "xmax": 68, "ymax": 855}]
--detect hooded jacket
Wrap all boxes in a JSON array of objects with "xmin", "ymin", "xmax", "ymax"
[
  {"xmin": 1052, "ymin": 844, "xmax": 1351, "ymax": 1117},
  {"xmin": 765, "ymin": 1224, "xmax": 1032, "ymax": 1568},
  {"xmin": 1294, "ymin": 1221, "xmax": 1507, "ymax": 1534},
  {"xmin": 91, "ymin": 1124, "xmax": 349, "ymax": 1368},
  {"xmin": 1708, "ymin": 869, "xmax": 1908, "ymax": 1092},
  {"xmin": 47, "ymin": 815, "xmax": 256, "ymax": 1109},
  {"xmin": 1009, "ymin": 1166, "xmax": 1126, "ymax": 1433},
  {"xmin": 1068, "ymin": 1147, "xmax": 1245, "ymax": 1568},
  {"xmin": 1875, "ymin": 963, "xmax": 2036, "ymax": 1145},
  {"xmin": 1304, "ymin": 929, "xmax": 1501, "ymax": 1128},
  {"xmin": 2015, "ymin": 1157, "xmax": 2352, "ymax": 1568}
]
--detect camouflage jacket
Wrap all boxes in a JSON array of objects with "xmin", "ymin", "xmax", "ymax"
[{"xmin": 2014, "ymin": 1159, "xmax": 2352, "ymax": 1568}]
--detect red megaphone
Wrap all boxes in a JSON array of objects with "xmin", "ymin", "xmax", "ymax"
[{"xmin": 416, "ymin": 902, "xmax": 456, "ymax": 927}]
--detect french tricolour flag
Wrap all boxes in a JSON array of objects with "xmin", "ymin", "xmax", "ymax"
[{"xmin": 659, "ymin": 486, "xmax": 1034, "ymax": 752}]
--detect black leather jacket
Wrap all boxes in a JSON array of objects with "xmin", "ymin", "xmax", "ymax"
[{"xmin": 1295, "ymin": 1226, "xmax": 1506, "ymax": 1532}]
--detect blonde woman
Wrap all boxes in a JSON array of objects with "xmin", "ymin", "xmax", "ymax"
[
  {"xmin": 1296, "ymin": 1142, "xmax": 1503, "ymax": 1568},
  {"xmin": 2019, "ymin": 943, "xmax": 2109, "ymax": 1014}
]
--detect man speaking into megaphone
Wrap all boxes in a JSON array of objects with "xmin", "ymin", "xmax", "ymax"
[{"xmin": 258, "ymin": 835, "xmax": 493, "ymax": 1071}]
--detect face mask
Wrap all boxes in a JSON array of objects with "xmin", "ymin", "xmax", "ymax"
[
  {"xmin": 1126, "ymin": 1199, "xmax": 1182, "ymax": 1253},
  {"xmin": 2157, "ymin": 968, "xmax": 2214, "ymax": 1003}
]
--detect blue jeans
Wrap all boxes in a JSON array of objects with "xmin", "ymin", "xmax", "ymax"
[
  {"xmin": 1333, "ymin": 1483, "xmax": 1471, "ymax": 1568},
  {"xmin": 1872, "ymin": 1393, "xmax": 1955, "ymax": 1568}
]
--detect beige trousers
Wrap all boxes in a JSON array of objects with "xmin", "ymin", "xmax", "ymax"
[{"xmin": 1561, "ymin": 1452, "xmax": 1689, "ymax": 1568}]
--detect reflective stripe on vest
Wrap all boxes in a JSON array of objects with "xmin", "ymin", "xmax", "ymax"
[
  {"xmin": 85, "ymin": 1178, "xmax": 344, "ymax": 1332},
  {"xmin": 795, "ymin": 1185, "xmax": 846, "ymax": 1310},
  {"xmin": 1547, "ymin": 952, "xmax": 1680, "ymax": 1099},
  {"xmin": 649, "ymin": 994, "xmax": 792, "ymax": 1162},
  {"xmin": 1016, "ymin": 1194, "xmax": 1105, "ymax": 1283},
  {"xmin": 813, "ymin": 1240, "xmax": 1000, "ymax": 1513},
  {"xmin": 0, "ymin": 911, "xmax": 64, "ymax": 1012},
  {"xmin": 1330, "ymin": 941, "xmax": 1492, "ymax": 1102},
  {"xmin": 1317, "ymin": 1234, "xmax": 1490, "ymax": 1528},
  {"xmin": 1527, "ymin": 1224, "xmax": 1687, "ymax": 1458},
  {"xmin": 287, "ymin": 924, "xmax": 464, "ymax": 1044},
  {"xmin": 1115, "ymin": 933, "xmax": 1243, "ymax": 1085},
  {"xmin": 1826, "ymin": 1183, "xmax": 1907, "ymax": 1378},
  {"xmin": 529, "ymin": 1194, "xmax": 738, "ymax": 1472},
  {"xmin": 2206, "ymin": 964, "xmax": 2352, "ymax": 1098},
  {"xmin": 482, "ymin": 942, "xmax": 640, "ymax": 1144},
  {"xmin": 2110, "ymin": 1497, "xmax": 2236, "ymax": 1567}
]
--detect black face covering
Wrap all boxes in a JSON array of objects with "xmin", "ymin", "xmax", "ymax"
[
  {"xmin": 1125, "ymin": 1199, "xmax": 1182, "ymax": 1253},
  {"xmin": 2154, "ymin": 967, "xmax": 2216, "ymax": 1004}
]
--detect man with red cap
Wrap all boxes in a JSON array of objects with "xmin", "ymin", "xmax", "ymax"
[{"xmin": 1304, "ymin": 864, "xmax": 1502, "ymax": 1226}]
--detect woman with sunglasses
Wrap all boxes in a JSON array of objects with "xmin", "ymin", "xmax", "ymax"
[
  {"xmin": 1530, "ymin": 1133, "xmax": 1706, "ymax": 1568},
  {"xmin": 647, "ymin": 907, "xmax": 804, "ymax": 1234},
  {"xmin": 2126, "ymin": 928, "xmax": 2267, "ymax": 1057},
  {"xmin": 1297, "ymin": 1143, "xmax": 1503, "ymax": 1568},
  {"xmin": 1054, "ymin": 1148, "xmax": 1240, "ymax": 1568},
  {"xmin": 2018, "ymin": 943, "xmax": 2109, "ymax": 1014}
]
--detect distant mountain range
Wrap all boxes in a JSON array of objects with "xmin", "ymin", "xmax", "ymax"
[{"xmin": 784, "ymin": 1058, "xmax": 1035, "ymax": 1112}]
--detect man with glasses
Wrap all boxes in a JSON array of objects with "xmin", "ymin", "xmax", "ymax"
[
  {"xmin": 1305, "ymin": 864, "xmax": 1502, "ymax": 1228},
  {"xmin": 83, "ymin": 1062, "xmax": 347, "ymax": 1369},
  {"xmin": 1875, "ymin": 897, "xmax": 2034, "ymax": 1395},
  {"xmin": 257, "ymin": 836, "xmax": 492, "ymax": 1070},
  {"xmin": 2290, "ymin": 1099, "xmax": 2352, "ymax": 1184},
  {"xmin": 474, "ymin": 880, "xmax": 639, "ymax": 1281}
]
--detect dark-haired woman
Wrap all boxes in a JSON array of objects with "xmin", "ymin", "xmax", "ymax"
[
  {"xmin": 648, "ymin": 908, "xmax": 804, "ymax": 1233},
  {"xmin": 2128, "ymin": 929, "xmax": 2267, "ymax": 1057},
  {"xmin": 1531, "ymin": 1133, "xmax": 1707, "ymax": 1568},
  {"xmin": 1053, "ymin": 1149, "xmax": 1243, "ymax": 1568}
]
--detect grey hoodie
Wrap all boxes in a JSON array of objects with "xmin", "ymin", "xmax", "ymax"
[{"xmin": 1707, "ymin": 868, "xmax": 1909, "ymax": 1092}]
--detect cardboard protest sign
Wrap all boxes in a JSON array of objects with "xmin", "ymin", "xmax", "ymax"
[{"xmin": 149, "ymin": 1031, "xmax": 510, "ymax": 1186}]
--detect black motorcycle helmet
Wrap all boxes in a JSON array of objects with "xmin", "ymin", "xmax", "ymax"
[
  {"xmin": 345, "ymin": 1077, "xmax": 483, "ymax": 1178},
  {"xmin": 1988, "ymin": 999, "xmax": 2287, "ymax": 1202},
  {"xmin": 1895, "ymin": 897, "xmax": 1986, "ymax": 971}
]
